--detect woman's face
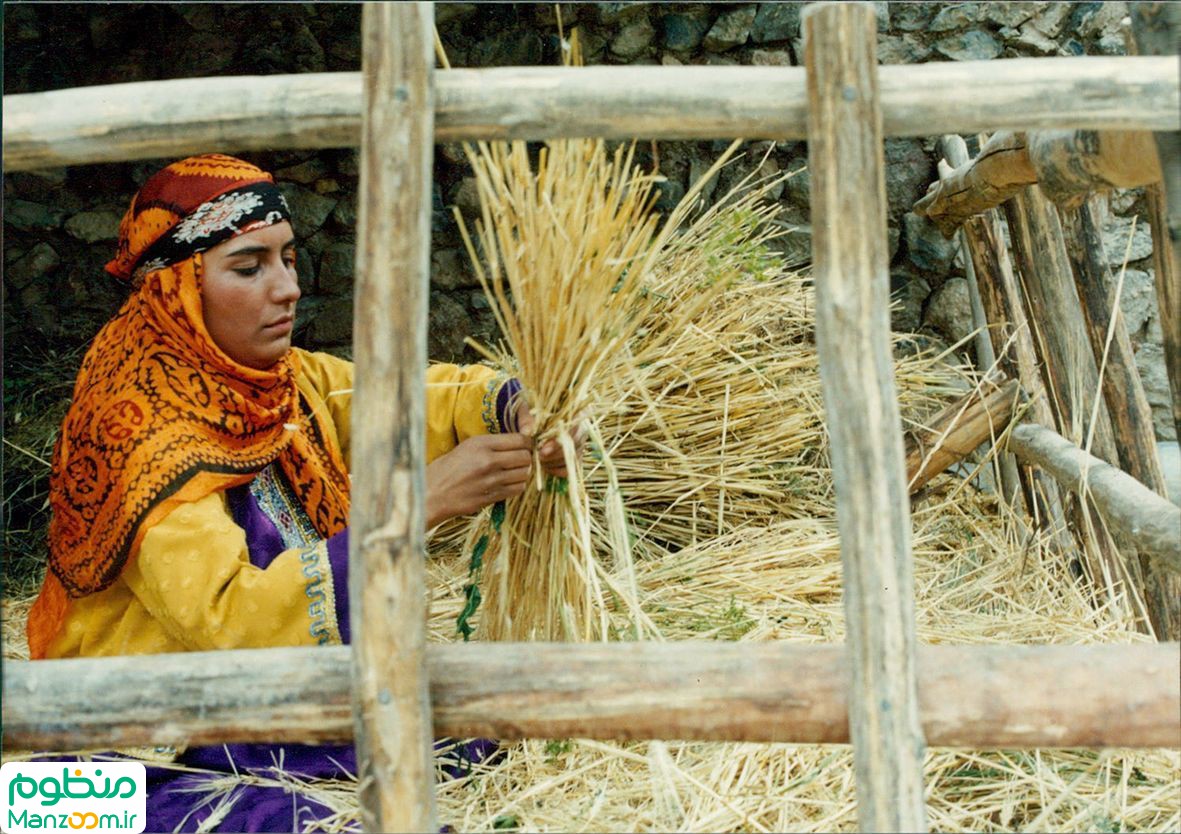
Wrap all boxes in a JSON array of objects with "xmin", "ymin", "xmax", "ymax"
[{"xmin": 200, "ymin": 221, "xmax": 301, "ymax": 369}]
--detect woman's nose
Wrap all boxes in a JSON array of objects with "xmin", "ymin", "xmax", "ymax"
[{"xmin": 271, "ymin": 260, "xmax": 302, "ymax": 304}]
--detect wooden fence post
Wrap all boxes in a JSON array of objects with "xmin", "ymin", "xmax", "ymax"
[
  {"xmin": 803, "ymin": 4, "xmax": 928, "ymax": 831},
  {"xmin": 350, "ymin": 3, "xmax": 437, "ymax": 831},
  {"xmin": 1130, "ymin": 2, "xmax": 1181, "ymax": 442}
]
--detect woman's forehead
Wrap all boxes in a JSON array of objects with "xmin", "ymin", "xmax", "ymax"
[{"xmin": 208, "ymin": 221, "xmax": 295, "ymax": 257}]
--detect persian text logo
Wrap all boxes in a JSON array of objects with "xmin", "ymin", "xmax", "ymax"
[{"xmin": 0, "ymin": 762, "xmax": 146, "ymax": 833}]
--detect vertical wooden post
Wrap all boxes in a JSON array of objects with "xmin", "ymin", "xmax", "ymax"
[
  {"xmin": 1130, "ymin": 1, "xmax": 1181, "ymax": 442},
  {"xmin": 350, "ymin": 3, "xmax": 437, "ymax": 831},
  {"xmin": 803, "ymin": 4, "xmax": 928, "ymax": 831}
]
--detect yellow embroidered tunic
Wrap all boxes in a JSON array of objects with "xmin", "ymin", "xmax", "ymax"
[{"xmin": 48, "ymin": 348, "xmax": 507, "ymax": 659}]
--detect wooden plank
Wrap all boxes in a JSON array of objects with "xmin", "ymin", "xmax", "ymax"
[
  {"xmin": 350, "ymin": 4, "xmax": 436, "ymax": 831},
  {"xmin": 3, "ymin": 56, "xmax": 1178, "ymax": 170},
  {"xmin": 1007, "ymin": 423, "xmax": 1181, "ymax": 572},
  {"xmin": 4, "ymin": 643, "xmax": 1178, "ymax": 752},
  {"xmin": 803, "ymin": 5, "xmax": 927, "ymax": 831},
  {"xmin": 904, "ymin": 379, "xmax": 1022, "ymax": 494},
  {"xmin": 1130, "ymin": 2, "xmax": 1181, "ymax": 442}
]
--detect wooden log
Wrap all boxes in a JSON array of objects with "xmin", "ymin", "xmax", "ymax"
[
  {"xmin": 351, "ymin": 4, "xmax": 436, "ymax": 831},
  {"xmin": 1007, "ymin": 423, "xmax": 1181, "ymax": 572},
  {"xmin": 916, "ymin": 130, "xmax": 1163, "ymax": 235},
  {"xmin": 1130, "ymin": 2, "xmax": 1181, "ymax": 443},
  {"xmin": 803, "ymin": 5, "xmax": 928, "ymax": 831},
  {"xmin": 2, "ymin": 56, "xmax": 1178, "ymax": 170},
  {"xmin": 3, "ymin": 643, "xmax": 1178, "ymax": 752},
  {"xmin": 904, "ymin": 379, "xmax": 1022, "ymax": 494}
]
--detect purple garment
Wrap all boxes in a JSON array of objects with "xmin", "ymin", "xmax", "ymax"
[{"xmin": 496, "ymin": 378, "xmax": 524, "ymax": 433}]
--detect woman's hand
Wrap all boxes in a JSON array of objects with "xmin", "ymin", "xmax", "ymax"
[
  {"xmin": 513, "ymin": 403, "xmax": 586, "ymax": 479},
  {"xmin": 425, "ymin": 434, "xmax": 533, "ymax": 528}
]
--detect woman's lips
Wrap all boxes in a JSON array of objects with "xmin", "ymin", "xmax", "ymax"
[{"xmin": 263, "ymin": 316, "xmax": 294, "ymax": 335}]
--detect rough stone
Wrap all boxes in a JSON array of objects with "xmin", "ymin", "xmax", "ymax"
[
  {"xmin": 276, "ymin": 158, "xmax": 330, "ymax": 184},
  {"xmin": 435, "ymin": 3, "xmax": 478, "ymax": 26},
  {"xmin": 1075, "ymin": 1, "xmax": 1128, "ymax": 40},
  {"xmin": 783, "ymin": 164, "xmax": 810, "ymax": 211},
  {"xmin": 929, "ymin": 2, "xmax": 982, "ymax": 31},
  {"xmin": 611, "ymin": 15, "xmax": 655, "ymax": 59},
  {"xmin": 1108, "ymin": 187, "xmax": 1143, "ymax": 216},
  {"xmin": 983, "ymin": 1, "xmax": 1044, "ymax": 28},
  {"xmin": 703, "ymin": 5, "xmax": 756, "ymax": 52},
  {"xmin": 6, "ymin": 242, "xmax": 60, "ymax": 289},
  {"xmin": 774, "ymin": 223, "xmax": 812, "ymax": 268},
  {"xmin": 1096, "ymin": 33, "xmax": 1127, "ymax": 55},
  {"xmin": 1115, "ymin": 269, "xmax": 1157, "ymax": 342},
  {"xmin": 451, "ymin": 177, "xmax": 482, "ymax": 218},
  {"xmin": 1157, "ymin": 440, "xmax": 1181, "ymax": 503},
  {"xmin": 750, "ymin": 3, "xmax": 801, "ymax": 44},
  {"xmin": 884, "ymin": 139, "xmax": 932, "ymax": 219},
  {"xmin": 431, "ymin": 248, "xmax": 478, "ymax": 291},
  {"xmin": 749, "ymin": 47, "xmax": 793, "ymax": 66},
  {"xmin": 471, "ymin": 29, "xmax": 542, "ymax": 66},
  {"xmin": 596, "ymin": 2, "xmax": 651, "ymax": 26},
  {"xmin": 923, "ymin": 277, "xmax": 975, "ymax": 346},
  {"xmin": 314, "ymin": 178, "xmax": 341, "ymax": 195},
  {"xmin": 1135, "ymin": 341, "xmax": 1176, "ymax": 440},
  {"xmin": 1031, "ymin": 2, "xmax": 1074, "ymax": 37},
  {"xmin": 890, "ymin": 2, "xmax": 936, "ymax": 32},
  {"xmin": 1014, "ymin": 21, "xmax": 1060, "ymax": 55},
  {"xmin": 6, "ymin": 199, "xmax": 66, "ymax": 231},
  {"xmin": 317, "ymin": 242, "xmax": 355, "ymax": 295},
  {"xmin": 687, "ymin": 155, "xmax": 721, "ymax": 204},
  {"xmin": 306, "ymin": 296, "xmax": 354, "ymax": 346},
  {"xmin": 905, "ymin": 211, "xmax": 958, "ymax": 273},
  {"xmin": 933, "ymin": 30, "xmax": 1003, "ymax": 61},
  {"xmin": 1102, "ymin": 215, "xmax": 1154, "ymax": 266},
  {"xmin": 661, "ymin": 12, "xmax": 711, "ymax": 52},
  {"xmin": 428, "ymin": 290, "xmax": 475, "ymax": 363},
  {"xmin": 64, "ymin": 209, "xmax": 121, "ymax": 243},
  {"xmin": 655, "ymin": 177, "xmax": 687, "ymax": 212},
  {"xmin": 330, "ymin": 194, "xmax": 356, "ymax": 232},
  {"xmin": 278, "ymin": 184, "xmax": 336, "ymax": 239},
  {"xmin": 878, "ymin": 34, "xmax": 931, "ymax": 64},
  {"xmin": 890, "ymin": 272, "xmax": 931, "ymax": 333}
]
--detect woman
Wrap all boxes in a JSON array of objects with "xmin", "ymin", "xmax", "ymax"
[{"xmin": 27, "ymin": 153, "xmax": 565, "ymax": 831}]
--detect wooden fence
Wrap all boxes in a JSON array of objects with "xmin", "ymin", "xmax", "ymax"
[{"xmin": 3, "ymin": 3, "xmax": 1179, "ymax": 832}]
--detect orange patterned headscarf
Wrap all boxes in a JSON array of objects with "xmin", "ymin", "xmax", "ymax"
[{"xmin": 28, "ymin": 154, "xmax": 351, "ymax": 659}]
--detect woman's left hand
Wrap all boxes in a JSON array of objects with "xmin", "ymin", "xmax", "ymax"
[{"xmin": 513, "ymin": 402, "xmax": 586, "ymax": 479}]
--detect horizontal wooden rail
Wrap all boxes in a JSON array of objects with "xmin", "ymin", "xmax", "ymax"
[
  {"xmin": 1007, "ymin": 423, "xmax": 1181, "ymax": 572},
  {"xmin": 3, "ymin": 56, "xmax": 1176, "ymax": 170},
  {"xmin": 4, "ymin": 642, "xmax": 1177, "ymax": 752}
]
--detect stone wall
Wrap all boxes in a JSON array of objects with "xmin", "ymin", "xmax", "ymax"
[{"xmin": 3, "ymin": 2, "xmax": 1172, "ymax": 438}]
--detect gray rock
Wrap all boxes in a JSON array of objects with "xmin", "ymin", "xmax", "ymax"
[
  {"xmin": 1103, "ymin": 215, "xmax": 1154, "ymax": 266},
  {"xmin": 878, "ymin": 34, "xmax": 931, "ymax": 64},
  {"xmin": 1108, "ymin": 187, "xmax": 1143, "ymax": 216},
  {"xmin": 1135, "ymin": 342, "xmax": 1176, "ymax": 440},
  {"xmin": 307, "ymin": 296, "xmax": 354, "ymax": 346},
  {"xmin": 330, "ymin": 195, "xmax": 356, "ymax": 232},
  {"xmin": 703, "ymin": 6, "xmax": 756, "ymax": 52},
  {"xmin": 783, "ymin": 164, "xmax": 810, "ymax": 211},
  {"xmin": 905, "ymin": 211, "xmax": 958, "ymax": 273},
  {"xmin": 933, "ymin": 30, "xmax": 1003, "ymax": 61},
  {"xmin": 435, "ymin": 3, "xmax": 478, "ymax": 26},
  {"xmin": 983, "ymin": 1, "xmax": 1044, "ymax": 28},
  {"xmin": 451, "ymin": 177, "xmax": 482, "ymax": 218},
  {"xmin": 6, "ymin": 242, "xmax": 60, "ymax": 289},
  {"xmin": 873, "ymin": 2, "xmax": 890, "ymax": 30},
  {"xmin": 1014, "ymin": 21, "xmax": 1060, "ymax": 55},
  {"xmin": 655, "ymin": 177, "xmax": 687, "ymax": 212},
  {"xmin": 276, "ymin": 158, "xmax": 330, "ymax": 185},
  {"xmin": 749, "ymin": 47, "xmax": 793, "ymax": 66},
  {"xmin": 429, "ymin": 290, "xmax": 475, "ymax": 363},
  {"xmin": 891, "ymin": 272, "xmax": 931, "ymax": 333},
  {"xmin": 774, "ymin": 223, "xmax": 812, "ymax": 268},
  {"xmin": 923, "ymin": 277, "xmax": 975, "ymax": 346},
  {"xmin": 5, "ymin": 199, "xmax": 66, "ymax": 231},
  {"xmin": 596, "ymin": 2, "xmax": 651, "ymax": 26},
  {"xmin": 890, "ymin": 2, "xmax": 936, "ymax": 32},
  {"xmin": 317, "ymin": 242, "xmax": 356, "ymax": 295},
  {"xmin": 471, "ymin": 30, "xmax": 542, "ymax": 66},
  {"xmin": 1076, "ymin": 1, "xmax": 1128, "ymax": 40},
  {"xmin": 687, "ymin": 155, "xmax": 721, "ymax": 204},
  {"xmin": 887, "ymin": 223, "xmax": 902, "ymax": 262},
  {"xmin": 278, "ymin": 184, "xmax": 337, "ymax": 239},
  {"xmin": 611, "ymin": 16, "xmax": 655, "ymax": 59},
  {"xmin": 338, "ymin": 150, "xmax": 361, "ymax": 178},
  {"xmin": 431, "ymin": 248, "xmax": 478, "ymax": 291},
  {"xmin": 1031, "ymin": 2, "xmax": 1074, "ymax": 36},
  {"xmin": 1157, "ymin": 440, "xmax": 1181, "ymax": 504},
  {"xmin": 1115, "ymin": 269, "xmax": 1156, "ymax": 342},
  {"xmin": 929, "ymin": 2, "xmax": 983, "ymax": 31},
  {"xmin": 661, "ymin": 12, "xmax": 711, "ymax": 52},
  {"xmin": 884, "ymin": 139, "xmax": 932, "ymax": 219},
  {"xmin": 1096, "ymin": 32, "xmax": 1127, "ymax": 55},
  {"xmin": 294, "ymin": 246, "xmax": 316, "ymax": 297},
  {"xmin": 751, "ymin": 2, "xmax": 802, "ymax": 44},
  {"xmin": 64, "ymin": 209, "xmax": 122, "ymax": 243}
]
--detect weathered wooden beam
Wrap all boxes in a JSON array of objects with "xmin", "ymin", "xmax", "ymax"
[
  {"xmin": 351, "ymin": 4, "xmax": 436, "ymax": 831},
  {"xmin": 916, "ymin": 130, "xmax": 1163, "ymax": 235},
  {"xmin": 2, "ymin": 56, "xmax": 1177, "ymax": 170},
  {"xmin": 4, "ymin": 643, "xmax": 1178, "ymax": 752},
  {"xmin": 1007, "ymin": 423, "xmax": 1181, "ymax": 573},
  {"xmin": 1130, "ymin": 2, "xmax": 1181, "ymax": 443},
  {"xmin": 804, "ymin": 5, "xmax": 927, "ymax": 831},
  {"xmin": 904, "ymin": 379, "xmax": 1022, "ymax": 495}
]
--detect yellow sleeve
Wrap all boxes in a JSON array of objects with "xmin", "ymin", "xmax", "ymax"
[
  {"xmin": 426, "ymin": 362, "xmax": 509, "ymax": 461},
  {"xmin": 121, "ymin": 492, "xmax": 344, "ymax": 651},
  {"xmin": 294, "ymin": 347, "xmax": 354, "ymax": 465}
]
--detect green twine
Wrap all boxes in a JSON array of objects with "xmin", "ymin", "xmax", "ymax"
[{"xmin": 456, "ymin": 499, "xmax": 507, "ymax": 641}]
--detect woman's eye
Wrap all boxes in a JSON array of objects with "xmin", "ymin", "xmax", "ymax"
[{"xmin": 233, "ymin": 265, "xmax": 261, "ymax": 277}]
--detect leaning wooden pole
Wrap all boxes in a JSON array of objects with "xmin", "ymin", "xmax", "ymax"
[
  {"xmin": 350, "ymin": 4, "xmax": 437, "ymax": 832},
  {"xmin": 803, "ymin": 5, "xmax": 927, "ymax": 831},
  {"xmin": 1130, "ymin": 2, "xmax": 1181, "ymax": 442}
]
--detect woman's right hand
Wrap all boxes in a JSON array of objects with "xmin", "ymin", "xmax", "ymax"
[{"xmin": 425, "ymin": 433, "xmax": 534, "ymax": 528}]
